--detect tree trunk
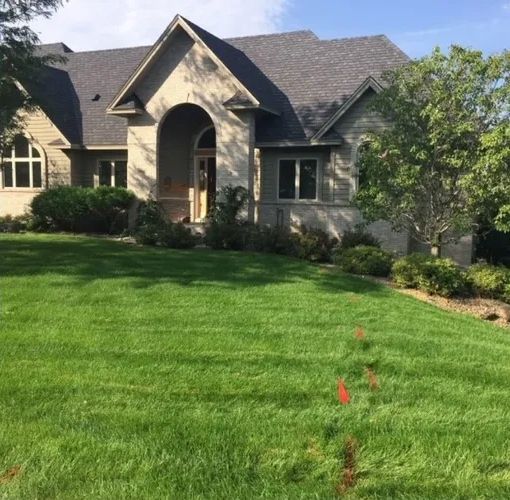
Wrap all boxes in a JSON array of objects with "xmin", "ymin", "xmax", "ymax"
[{"xmin": 431, "ymin": 234, "xmax": 442, "ymax": 257}]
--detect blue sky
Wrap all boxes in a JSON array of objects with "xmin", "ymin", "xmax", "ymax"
[
  {"xmin": 283, "ymin": 0, "xmax": 510, "ymax": 56},
  {"xmin": 32, "ymin": 0, "xmax": 509, "ymax": 57}
]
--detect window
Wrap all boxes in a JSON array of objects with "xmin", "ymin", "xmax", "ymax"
[
  {"xmin": 196, "ymin": 127, "xmax": 216, "ymax": 149},
  {"xmin": 96, "ymin": 160, "xmax": 127, "ymax": 188},
  {"xmin": 1, "ymin": 135, "xmax": 43, "ymax": 189},
  {"xmin": 278, "ymin": 159, "xmax": 318, "ymax": 201},
  {"xmin": 353, "ymin": 141, "xmax": 371, "ymax": 194}
]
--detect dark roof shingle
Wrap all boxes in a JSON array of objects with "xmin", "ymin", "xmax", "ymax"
[{"xmin": 34, "ymin": 20, "xmax": 408, "ymax": 146}]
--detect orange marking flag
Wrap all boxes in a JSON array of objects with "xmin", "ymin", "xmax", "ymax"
[{"xmin": 338, "ymin": 379, "xmax": 351, "ymax": 404}]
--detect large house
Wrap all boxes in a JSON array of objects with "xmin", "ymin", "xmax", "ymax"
[{"xmin": 0, "ymin": 15, "xmax": 472, "ymax": 264}]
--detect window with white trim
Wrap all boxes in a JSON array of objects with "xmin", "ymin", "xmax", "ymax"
[
  {"xmin": 354, "ymin": 142, "xmax": 370, "ymax": 193},
  {"xmin": 96, "ymin": 160, "xmax": 128, "ymax": 188},
  {"xmin": 1, "ymin": 135, "xmax": 43, "ymax": 189},
  {"xmin": 278, "ymin": 159, "xmax": 318, "ymax": 200}
]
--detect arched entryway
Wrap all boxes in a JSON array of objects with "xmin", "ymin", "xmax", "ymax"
[{"xmin": 158, "ymin": 103, "xmax": 216, "ymax": 222}]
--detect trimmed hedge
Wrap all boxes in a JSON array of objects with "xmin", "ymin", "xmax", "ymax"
[
  {"xmin": 31, "ymin": 186, "xmax": 135, "ymax": 234},
  {"xmin": 466, "ymin": 263, "xmax": 510, "ymax": 300},
  {"xmin": 392, "ymin": 253, "xmax": 466, "ymax": 297},
  {"xmin": 334, "ymin": 245, "xmax": 394, "ymax": 277},
  {"xmin": 339, "ymin": 227, "xmax": 381, "ymax": 250}
]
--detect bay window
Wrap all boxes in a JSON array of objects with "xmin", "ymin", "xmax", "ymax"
[{"xmin": 278, "ymin": 158, "xmax": 318, "ymax": 201}]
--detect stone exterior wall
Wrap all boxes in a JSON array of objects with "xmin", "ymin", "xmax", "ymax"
[
  {"xmin": 0, "ymin": 110, "xmax": 72, "ymax": 217},
  {"xmin": 126, "ymin": 26, "xmax": 255, "ymax": 222}
]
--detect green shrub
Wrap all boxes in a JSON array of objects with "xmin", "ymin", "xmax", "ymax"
[
  {"xmin": 158, "ymin": 223, "xmax": 198, "ymax": 249},
  {"xmin": 292, "ymin": 225, "xmax": 338, "ymax": 263},
  {"xmin": 503, "ymin": 284, "xmax": 510, "ymax": 304},
  {"xmin": 133, "ymin": 198, "xmax": 167, "ymax": 245},
  {"xmin": 208, "ymin": 185, "xmax": 249, "ymax": 225},
  {"xmin": 392, "ymin": 253, "xmax": 432, "ymax": 288},
  {"xmin": 203, "ymin": 185, "xmax": 251, "ymax": 250},
  {"xmin": 134, "ymin": 199, "xmax": 197, "ymax": 249},
  {"xmin": 340, "ymin": 226, "xmax": 381, "ymax": 250},
  {"xmin": 334, "ymin": 245, "xmax": 394, "ymax": 277},
  {"xmin": 250, "ymin": 225, "xmax": 301, "ymax": 257},
  {"xmin": 0, "ymin": 214, "xmax": 31, "ymax": 233},
  {"xmin": 31, "ymin": 186, "xmax": 135, "ymax": 234},
  {"xmin": 466, "ymin": 263, "xmax": 510, "ymax": 299},
  {"xmin": 392, "ymin": 253, "xmax": 466, "ymax": 297},
  {"xmin": 416, "ymin": 258, "xmax": 466, "ymax": 297},
  {"xmin": 204, "ymin": 222, "xmax": 250, "ymax": 250}
]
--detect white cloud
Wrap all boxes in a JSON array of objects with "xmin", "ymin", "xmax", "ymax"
[
  {"xmin": 31, "ymin": 0, "xmax": 290, "ymax": 51},
  {"xmin": 503, "ymin": 2, "xmax": 510, "ymax": 11}
]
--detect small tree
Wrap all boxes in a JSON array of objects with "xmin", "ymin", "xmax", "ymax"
[
  {"xmin": 355, "ymin": 46, "xmax": 510, "ymax": 257},
  {"xmin": 0, "ymin": 0, "xmax": 66, "ymax": 156}
]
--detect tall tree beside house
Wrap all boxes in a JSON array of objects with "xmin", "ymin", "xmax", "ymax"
[
  {"xmin": 0, "ymin": 0, "xmax": 65, "ymax": 156},
  {"xmin": 354, "ymin": 46, "xmax": 510, "ymax": 257}
]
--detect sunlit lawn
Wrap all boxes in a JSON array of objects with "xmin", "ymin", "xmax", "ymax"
[{"xmin": 1, "ymin": 234, "xmax": 509, "ymax": 498}]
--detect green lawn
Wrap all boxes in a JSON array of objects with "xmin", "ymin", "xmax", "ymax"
[{"xmin": 1, "ymin": 234, "xmax": 510, "ymax": 499}]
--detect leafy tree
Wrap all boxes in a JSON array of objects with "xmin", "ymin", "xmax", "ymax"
[
  {"xmin": 0, "ymin": 0, "xmax": 65, "ymax": 155},
  {"xmin": 355, "ymin": 46, "xmax": 510, "ymax": 256}
]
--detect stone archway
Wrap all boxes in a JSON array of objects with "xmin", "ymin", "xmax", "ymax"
[{"xmin": 158, "ymin": 103, "xmax": 216, "ymax": 222}]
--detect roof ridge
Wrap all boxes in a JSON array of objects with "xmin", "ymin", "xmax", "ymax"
[
  {"xmin": 62, "ymin": 44, "xmax": 151, "ymax": 55},
  {"xmin": 324, "ymin": 34, "xmax": 388, "ymax": 43},
  {"xmin": 225, "ymin": 29, "xmax": 317, "ymax": 42}
]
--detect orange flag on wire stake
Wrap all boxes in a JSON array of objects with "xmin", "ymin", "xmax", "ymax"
[
  {"xmin": 338, "ymin": 379, "xmax": 351, "ymax": 405},
  {"xmin": 355, "ymin": 326, "xmax": 365, "ymax": 341}
]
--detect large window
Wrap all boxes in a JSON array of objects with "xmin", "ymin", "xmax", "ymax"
[
  {"xmin": 278, "ymin": 159, "xmax": 318, "ymax": 201},
  {"xmin": 353, "ymin": 141, "xmax": 371, "ymax": 194},
  {"xmin": 1, "ymin": 135, "xmax": 43, "ymax": 189},
  {"xmin": 96, "ymin": 160, "xmax": 127, "ymax": 188}
]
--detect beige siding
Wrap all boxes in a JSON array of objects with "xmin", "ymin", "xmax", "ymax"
[
  {"xmin": 0, "ymin": 109, "xmax": 72, "ymax": 216},
  {"xmin": 257, "ymin": 92, "xmax": 408, "ymax": 255},
  {"xmin": 73, "ymin": 150, "xmax": 128, "ymax": 187}
]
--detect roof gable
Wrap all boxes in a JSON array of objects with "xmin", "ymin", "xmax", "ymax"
[
  {"xmin": 312, "ymin": 76, "xmax": 383, "ymax": 141},
  {"xmin": 108, "ymin": 15, "xmax": 278, "ymax": 115}
]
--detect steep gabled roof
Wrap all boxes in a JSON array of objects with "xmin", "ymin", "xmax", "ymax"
[
  {"xmin": 33, "ymin": 17, "xmax": 409, "ymax": 146},
  {"xmin": 108, "ymin": 15, "xmax": 279, "ymax": 115}
]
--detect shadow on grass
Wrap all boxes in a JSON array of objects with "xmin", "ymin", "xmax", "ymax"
[{"xmin": 0, "ymin": 234, "xmax": 388, "ymax": 296}]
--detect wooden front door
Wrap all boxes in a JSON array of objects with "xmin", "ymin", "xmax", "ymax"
[{"xmin": 196, "ymin": 156, "xmax": 216, "ymax": 221}]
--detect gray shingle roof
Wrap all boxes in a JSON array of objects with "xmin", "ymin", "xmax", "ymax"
[{"xmin": 34, "ymin": 19, "xmax": 408, "ymax": 146}]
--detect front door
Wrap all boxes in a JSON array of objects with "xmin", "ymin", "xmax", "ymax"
[{"xmin": 196, "ymin": 156, "xmax": 216, "ymax": 221}]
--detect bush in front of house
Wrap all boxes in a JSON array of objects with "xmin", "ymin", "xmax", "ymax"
[
  {"xmin": 31, "ymin": 186, "xmax": 135, "ymax": 234},
  {"xmin": 250, "ymin": 224, "xmax": 301, "ymax": 257},
  {"xmin": 391, "ymin": 253, "xmax": 433, "ymax": 288},
  {"xmin": 416, "ymin": 257, "xmax": 467, "ymax": 297},
  {"xmin": 334, "ymin": 245, "xmax": 394, "ymax": 277},
  {"xmin": 134, "ymin": 198, "xmax": 197, "ymax": 249},
  {"xmin": 466, "ymin": 263, "xmax": 510, "ymax": 300},
  {"xmin": 291, "ymin": 225, "xmax": 339, "ymax": 263},
  {"xmin": 392, "ymin": 253, "xmax": 466, "ymax": 297},
  {"xmin": 339, "ymin": 226, "xmax": 381, "ymax": 250},
  {"xmin": 0, "ymin": 214, "xmax": 31, "ymax": 233}
]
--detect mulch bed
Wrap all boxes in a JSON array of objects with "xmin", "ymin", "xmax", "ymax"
[{"xmin": 371, "ymin": 276, "xmax": 510, "ymax": 329}]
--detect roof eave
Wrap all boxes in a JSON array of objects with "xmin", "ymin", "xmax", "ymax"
[
  {"xmin": 106, "ymin": 108, "xmax": 144, "ymax": 116},
  {"xmin": 224, "ymin": 102, "xmax": 280, "ymax": 116},
  {"xmin": 256, "ymin": 138, "xmax": 343, "ymax": 148}
]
